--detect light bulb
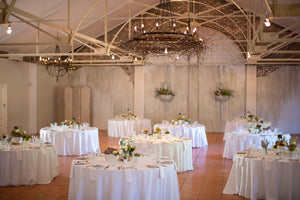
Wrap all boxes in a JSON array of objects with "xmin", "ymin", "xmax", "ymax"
[
  {"xmin": 112, "ymin": 55, "xmax": 115, "ymax": 60},
  {"xmin": 156, "ymin": 22, "xmax": 159, "ymax": 27},
  {"xmin": 173, "ymin": 23, "xmax": 176, "ymax": 27},
  {"xmin": 247, "ymin": 52, "xmax": 251, "ymax": 59},
  {"xmin": 39, "ymin": 56, "xmax": 42, "ymax": 61},
  {"xmin": 164, "ymin": 48, "xmax": 168, "ymax": 54},
  {"xmin": 264, "ymin": 18, "xmax": 271, "ymax": 27},
  {"xmin": 193, "ymin": 28, "xmax": 197, "ymax": 33},
  {"xmin": 141, "ymin": 24, "xmax": 144, "ymax": 28},
  {"xmin": 186, "ymin": 26, "xmax": 189, "ymax": 31},
  {"xmin": 6, "ymin": 25, "xmax": 12, "ymax": 34},
  {"xmin": 176, "ymin": 55, "xmax": 179, "ymax": 60},
  {"xmin": 134, "ymin": 57, "xmax": 138, "ymax": 61},
  {"xmin": 134, "ymin": 26, "xmax": 137, "ymax": 31}
]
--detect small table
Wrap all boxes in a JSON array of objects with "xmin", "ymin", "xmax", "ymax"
[
  {"xmin": 130, "ymin": 135, "xmax": 193, "ymax": 172},
  {"xmin": 223, "ymin": 149, "xmax": 300, "ymax": 200},
  {"xmin": 108, "ymin": 118, "xmax": 152, "ymax": 137},
  {"xmin": 0, "ymin": 144, "xmax": 58, "ymax": 186},
  {"xmin": 154, "ymin": 123, "xmax": 208, "ymax": 148},
  {"xmin": 68, "ymin": 155, "xmax": 180, "ymax": 200},
  {"xmin": 223, "ymin": 131, "xmax": 291, "ymax": 159},
  {"xmin": 40, "ymin": 126, "xmax": 99, "ymax": 155},
  {"xmin": 224, "ymin": 120, "xmax": 272, "ymax": 140}
]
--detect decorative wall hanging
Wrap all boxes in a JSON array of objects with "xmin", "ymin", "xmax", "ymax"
[
  {"xmin": 214, "ymin": 83, "xmax": 233, "ymax": 102},
  {"xmin": 155, "ymin": 82, "xmax": 175, "ymax": 102}
]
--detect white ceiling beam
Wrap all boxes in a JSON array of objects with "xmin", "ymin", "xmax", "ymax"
[{"xmin": 3, "ymin": 0, "xmax": 16, "ymax": 24}]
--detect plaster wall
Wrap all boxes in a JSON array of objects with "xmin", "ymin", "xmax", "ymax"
[
  {"xmin": 257, "ymin": 67, "xmax": 300, "ymax": 134},
  {"xmin": 57, "ymin": 67, "xmax": 134, "ymax": 129}
]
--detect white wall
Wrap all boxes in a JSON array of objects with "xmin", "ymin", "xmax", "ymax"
[
  {"xmin": 0, "ymin": 58, "xmax": 56, "ymax": 134},
  {"xmin": 57, "ymin": 67, "xmax": 134, "ymax": 129},
  {"xmin": 257, "ymin": 67, "xmax": 300, "ymax": 134}
]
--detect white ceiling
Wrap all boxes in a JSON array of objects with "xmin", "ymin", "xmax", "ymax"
[{"xmin": 0, "ymin": 0, "xmax": 299, "ymax": 65}]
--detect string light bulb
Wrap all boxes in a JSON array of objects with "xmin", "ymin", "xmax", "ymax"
[
  {"xmin": 7, "ymin": 24, "xmax": 12, "ymax": 34},
  {"xmin": 112, "ymin": 55, "xmax": 115, "ymax": 60},
  {"xmin": 164, "ymin": 48, "xmax": 168, "ymax": 54}
]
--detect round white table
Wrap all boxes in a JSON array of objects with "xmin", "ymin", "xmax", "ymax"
[
  {"xmin": 224, "ymin": 120, "xmax": 272, "ymax": 140},
  {"xmin": 223, "ymin": 149, "xmax": 300, "ymax": 200},
  {"xmin": 68, "ymin": 155, "xmax": 180, "ymax": 200},
  {"xmin": 223, "ymin": 131, "xmax": 291, "ymax": 159},
  {"xmin": 108, "ymin": 118, "xmax": 152, "ymax": 137},
  {"xmin": 130, "ymin": 135, "xmax": 193, "ymax": 172},
  {"xmin": 40, "ymin": 126, "xmax": 99, "ymax": 156},
  {"xmin": 154, "ymin": 123, "xmax": 208, "ymax": 148},
  {"xmin": 0, "ymin": 144, "xmax": 58, "ymax": 186}
]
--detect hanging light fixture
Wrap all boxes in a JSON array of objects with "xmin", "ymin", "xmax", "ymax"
[
  {"xmin": 264, "ymin": 18, "xmax": 271, "ymax": 27},
  {"xmin": 7, "ymin": 23, "xmax": 12, "ymax": 34},
  {"xmin": 120, "ymin": 0, "xmax": 204, "ymax": 57},
  {"xmin": 38, "ymin": 45, "xmax": 78, "ymax": 81}
]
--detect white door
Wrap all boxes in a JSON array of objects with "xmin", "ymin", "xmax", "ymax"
[{"xmin": 0, "ymin": 83, "xmax": 7, "ymax": 135}]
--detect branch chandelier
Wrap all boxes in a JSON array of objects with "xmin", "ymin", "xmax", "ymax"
[
  {"xmin": 120, "ymin": 0, "xmax": 204, "ymax": 57},
  {"xmin": 38, "ymin": 45, "xmax": 78, "ymax": 81}
]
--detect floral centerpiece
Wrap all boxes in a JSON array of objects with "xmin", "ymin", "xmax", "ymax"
[
  {"xmin": 261, "ymin": 140, "xmax": 270, "ymax": 154},
  {"xmin": 154, "ymin": 127, "xmax": 162, "ymax": 134},
  {"xmin": 172, "ymin": 113, "xmax": 192, "ymax": 124},
  {"xmin": 143, "ymin": 128, "xmax": 149, "ymax": 135},
  {"xmin": 288, "ymin": 137, "xmax": 297, "ymax": 151},
  {"xmin": 103, "ymin": 146, "xmax": 119, "ymax": 156},
  {"xmin": 119, "ymin": 139, "xmax": 136, "ymax": 161},
  {"xmin": 273, "ymin": 135, "xmax": 287, "ymax": 149},
  {"xmin": 120, "ymin": 110, "xmax": 136, "ymax": 119},
  {"xmin": 0, "ymin": 134, "xmax": 6, "ymax": 139},
  {"xmin": 62, "ymin": 119, "xmax": 75, "ymax": 126},
  {"xmin": 255, "ymin": 124, "xmax": 262, "ymax": 133},
  {"xmin": 11, "ymin": 126, "xmax": 32, "ymax": 141}
]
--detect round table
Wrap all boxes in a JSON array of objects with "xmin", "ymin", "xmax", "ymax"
[
  {"xmin": 0, "ymin": 143, "xmax": 58, "ymax": 186},
  {"xmin": 223, "ymin": 131, "xmax": 291, "ymax": 159},
  {"xmin": 224, "ymin": 120, "xmax": 272, "ymax": 140},
  {"xmin": 130, "ymin": 135, "xmax": 193, "ymax": 172},
  {"xmin": 68, "ymin": 155, "xmax": 180, "ymax": 200},
  {"xmin": 154, "ymin": 123, "xmax": 208, "ymax": 148},
  {"xmin": 40, "ymin": 126, "xmax": 99, "ymax": 155},
  {"xmin": 223, "ymin": 149, "xmax": 300, "ymax": 200},
  {"xmin": 108, "ymin": 118, "xmax": 152, "ymax": 137}
]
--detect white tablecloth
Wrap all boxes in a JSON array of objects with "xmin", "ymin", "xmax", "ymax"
[
  {"xmin": 40, "ymin": 126, "xmax": 99, "ymax": 156},
  {"xmin": 154, "ymin": 123, "xmax": 208, "ymax": 148},
  {"xmin": 131, "ymin": 136, "xmax": 193, "ymax": 172},
  {"xmin": 223, "ymin": 131, "xmax": 291, "ymax": 159},
  {"xmin": 108, "ymin": 118, "xmax": 152, "ymax": 137},
  {"xmin": 68, "ymin": 155, "xmax": 180, "ymax": 200},
  {"xmin": 224, "ymin": 120, "xmax": 272, "ymax": 140},
  {"xmin": 223, "ymin": 150, "xmax": 300, "ymax": 200},
  {"xmin": 0, "ymin": 144, "xmax": 58, "ymax": 186}
]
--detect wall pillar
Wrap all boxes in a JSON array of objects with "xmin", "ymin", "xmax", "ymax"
[
  {"xmin": 246, "ymin": 65, "xmax": 257, "ymax": 114},
  {"xmin": 134, "ymin": 66, "xmax": 145, "ymax": 117}
]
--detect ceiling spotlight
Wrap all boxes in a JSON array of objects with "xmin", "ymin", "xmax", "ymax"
[
  {"xmin": 6, "ymin": 24, "xmax": 12, "ymax": 34},
  {"xmin": 264, "ymin": 18, "xmax": 271, "ymax": 27}
]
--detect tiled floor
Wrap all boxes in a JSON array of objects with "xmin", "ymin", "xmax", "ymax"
[{"xmin": 2, "ymin": 131, "xmax": 296, "ymax": 200}]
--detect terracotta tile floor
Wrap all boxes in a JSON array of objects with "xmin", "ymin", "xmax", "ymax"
[{"xmin": 2, "ymin": 131, "xmax": 297, "ymax": 200}]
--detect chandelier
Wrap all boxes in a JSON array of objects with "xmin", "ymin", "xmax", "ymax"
[
  {"xmin": 38, "ymin": 45, "xmax": 78, "ymax": 81},
  {"xmin": 120, "ymin": 0, "xmax": 204, "ymax": 57}
]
